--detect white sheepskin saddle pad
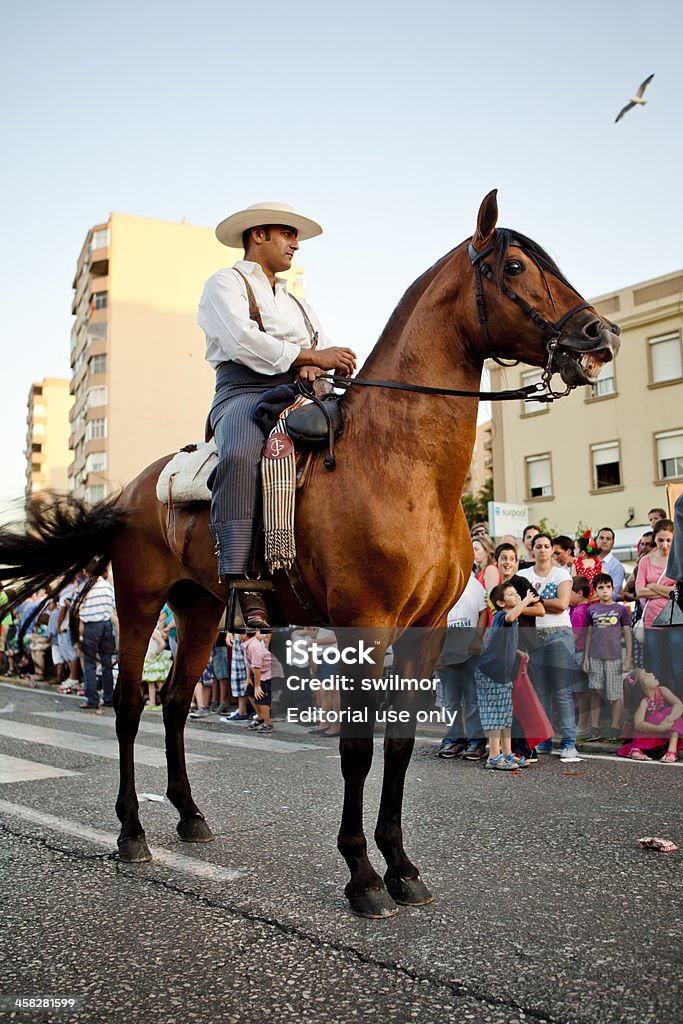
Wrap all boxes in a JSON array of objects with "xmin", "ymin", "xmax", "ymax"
[{"xmin": 156, "ymin": 441, "xmax": 217, "ymax": 505}]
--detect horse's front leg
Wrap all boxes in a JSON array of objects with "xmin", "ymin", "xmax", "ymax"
[
  {"xmin": 338, "ymin": 735, "xmax": 399, "ymax": 919},
  {"xmin": 375, "ymin": 729, "xmax": 433, "ymax": 906},
  {"xmin": 373, "ymin": 627, "xmax": 441, "ymax": 906}
]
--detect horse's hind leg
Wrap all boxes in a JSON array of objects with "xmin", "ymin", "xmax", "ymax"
[
  {"xmin": 161, "ymin": 592, "xmax": 223, "ymax": 842},
  {"xmin": 114, "ymin": 601, "xmax": 162, "ymax": 863},
  {"xmin": 338, "ymin": 736, "xmax": 399, "ymax": 919}
]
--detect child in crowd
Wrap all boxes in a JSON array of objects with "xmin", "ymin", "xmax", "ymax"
[
  {"xmin": 242, "ymin": 630, "xmax": 284, "ymax": 735},
  {"xmin": 221, "ymin": 633, "xmax": 250, "ymax": 721},
  {"xmin": 189, "ymin": 656, "xmax": 215, "ymax": 719},
  {"xmin": 142, "ymin": 615, "xmax": 173, "ymax": 710},
  {"xmin": 583, "ymin": 573, "xmax": 632, "ymax": 740},
  {"xmin": 573, "ymin": 533, "xmax": 603, "ymax": 597},
  {"xmin": 47, "ymin": 599, "xmax": 65, "ymax": 685},
  {"xmin": 618, "ymin": 668, "xmax": 683, "ymax": 762},
  {"xmin": 475, "ymin": 582, "xmax": 539, "ymax": 770},
  {"xmin": 569, "ymin": 576, "xmax": 593, "ymax": 736}
]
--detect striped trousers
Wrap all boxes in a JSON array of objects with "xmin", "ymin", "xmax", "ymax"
[{"xmin": 209, "ymin": 361, "xmax": 296, "ymax": 575}]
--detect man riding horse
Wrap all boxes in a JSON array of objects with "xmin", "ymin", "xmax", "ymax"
[{"xmin": 198, "ymin": 201, "xmax": 357, "ymax": 628}]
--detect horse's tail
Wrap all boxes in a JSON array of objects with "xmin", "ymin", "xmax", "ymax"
[{"xmin": 0, "ymin": 493, "xmax": 128, "ymax": 612}]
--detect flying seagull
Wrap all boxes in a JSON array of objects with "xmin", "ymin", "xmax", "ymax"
[{"xmin": 615, "ymin": 74, "xmax": 654, "ymax": 123}]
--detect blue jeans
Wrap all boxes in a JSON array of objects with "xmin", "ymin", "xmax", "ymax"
[
  {"xmin": 528, "ymin": 628, "xmax": 576, "ymax": 747},
  {"xmin": 440, "ymin": 657, "xmax": 483, "ymax": 743},
  {"xmin": 644, "ymin": 627, "xmax": 683, "ymax": 700},
  {"xmin": 81, "ymin": 621, "xmax": 116, "ymax": 706}
]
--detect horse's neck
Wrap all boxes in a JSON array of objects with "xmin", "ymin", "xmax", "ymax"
[{"xmin": 341, "ymin": 250, "xmax": 482, "ymax": 498}]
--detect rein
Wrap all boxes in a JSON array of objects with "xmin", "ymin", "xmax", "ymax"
[{"xmin": 317, "ymin": 374, "xmax": 557, "ymax": 403}]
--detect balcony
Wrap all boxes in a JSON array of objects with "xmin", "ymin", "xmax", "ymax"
[{"xmin": 89, "ymin": 251, "xmax": 109, "ymax": 278}]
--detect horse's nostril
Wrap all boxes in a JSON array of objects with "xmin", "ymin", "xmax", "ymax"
[{"xmin": 583, "ymin": 319, "xmax": 603, "ymax": 339}]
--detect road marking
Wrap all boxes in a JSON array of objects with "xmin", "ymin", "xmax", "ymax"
[
  {"xmin": 0, "ymin": 798, "xmax": 242, "ymax": 882},
  {"xmin": 0, "ymin": 702, "xmax": 16, "ymax": 714},
  {"xmin": 30, "ymin": 710, "xmax": 318, "ymax": 754},
  {"xmin": 0, "ymin": 754, "xmax": 80, "ymax": 784},
  {"xmin": 0, "ymin": 720, "xmax": 216, "ymax": 768}
]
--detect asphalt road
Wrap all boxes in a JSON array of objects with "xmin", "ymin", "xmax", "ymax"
[{"xmin": 0, "ymin": 681, "xmax": 681, "ymax": 1024}]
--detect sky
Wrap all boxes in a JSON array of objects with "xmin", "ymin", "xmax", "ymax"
[{"xmin": 1, "ymin": 0, "xmax": 681, "ymax": 514}]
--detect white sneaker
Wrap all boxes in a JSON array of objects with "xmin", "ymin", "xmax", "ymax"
[{"xmin": 559, "ymin": 746, "xmax": 582, "ymax": 761}]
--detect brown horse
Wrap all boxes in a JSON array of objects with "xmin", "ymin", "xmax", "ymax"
[{"xmin": 0, "ymin": 191, "xmax": 619, "ymax": 918}]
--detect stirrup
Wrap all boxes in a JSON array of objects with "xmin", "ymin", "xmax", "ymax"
[{"xmin": 226, "ymin": 578, "xmax": 275, "ymax": 633}]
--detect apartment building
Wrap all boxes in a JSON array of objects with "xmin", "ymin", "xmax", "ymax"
[
  {"xmin": 25, "ymin": 378, "xmax": 72, "ymax": 502},
  {"xmin": 68, "ymin": 213, "xmax": 306, "ymax": 501},
  {"xmin": 463, "ymin": 418, "xmax": 493, "ymax": 497},
  {"xmin": 489, "ymin": 269, "xmax": 683, "ymax": 534}
]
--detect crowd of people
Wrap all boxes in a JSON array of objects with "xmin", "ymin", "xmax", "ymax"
[
  {"xmin": 1, "ymin": 505, "xmax": 682, "ymax": 763},
  {"xmin": 437, "ymin": 509, "xmax": 683, "ymax": 769}
]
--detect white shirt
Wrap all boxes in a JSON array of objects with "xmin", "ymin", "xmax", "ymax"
[
  {"xmin": 441, "ymin": 576, "xmax": 487, "ymax": 664},
  {"xmin": 446, "ymin": 576, "xmax": 487, "ymax": 628},
  {"xmin": 517, "ymin": 565, "xmax": 572, "ymax": 628},
  {"xmin": 198, "ymin": 261, "xmax": 331, "ymax": 375},
  {"xmin": 78, "ymin": 578, "xmax": 116, "ymax": 623}
]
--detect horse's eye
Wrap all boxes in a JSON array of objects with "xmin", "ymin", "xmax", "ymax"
[{"xmin": 505, "ymin": 259, "xmax": 524, "ymax": 276}]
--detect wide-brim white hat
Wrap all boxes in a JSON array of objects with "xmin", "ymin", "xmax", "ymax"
[{"xmin": 215, "ymin": 201, "xmax": 323, "ymax": 248}]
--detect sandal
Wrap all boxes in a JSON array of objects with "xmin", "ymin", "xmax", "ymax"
[
  {"xmin": 660, "ymin": 751, "xmax": 677, "ymax": 764},
  {"xmin": 629, "ymin": 749, "xmax": 650, "ymax": 761}
]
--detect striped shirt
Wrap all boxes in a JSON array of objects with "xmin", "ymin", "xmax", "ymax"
[{"xmin": 78, "ymin": 578, "xmax": 116, "ymax": 623}]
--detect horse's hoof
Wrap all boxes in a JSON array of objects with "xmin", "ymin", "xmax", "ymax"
[
  {"xmin": 385, "ymin": 874, "xmax": 434, "ymax": 906},
  {"xmin": 117, "ymin": 836, "xmax": 153, "ymax": 863},
  {"xmin": 346, "ymin": 886, "xmax": 400, "ymax": 919},
  {"xmin": 176, "ymin": 816, "xmax": 214, "ymax": 843}
]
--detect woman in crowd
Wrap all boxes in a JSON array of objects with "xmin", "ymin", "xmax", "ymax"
[
  {"xmin": 635, "ymin": 518, "xmax": 683, "ymax": 699},
  {"xmin": 518, "ymin": 533, "xmax": 579, "ymax": 760},
  {"xmin": 473, "ymin": 535, "xmax": 501, "ymax": 616}
]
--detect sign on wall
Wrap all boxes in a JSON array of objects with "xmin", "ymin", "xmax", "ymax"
[{"xmin": 488, "ymin": 501, "xmax": 529, "ymax": 539}]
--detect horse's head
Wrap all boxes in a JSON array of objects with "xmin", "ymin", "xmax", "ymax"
[{"xmin": 468, "ymin": 190, "xmax": 620, "ymax": 391}]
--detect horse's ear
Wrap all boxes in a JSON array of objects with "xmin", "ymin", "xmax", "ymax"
[{"xmin": 472, "ymin": 189, "xmax": 499, "ymax": 250}]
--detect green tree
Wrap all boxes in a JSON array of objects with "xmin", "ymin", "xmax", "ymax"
[{"xmin": 461, "ymin": 478, "xmax": 494, "ymax": 528}]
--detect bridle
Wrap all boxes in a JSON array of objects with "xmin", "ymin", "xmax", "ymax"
[
  {"xmin": 318, "ymin": 236, "xmax": 608, "ymax": 405},
  {"xmin": 467, "ymin": 239, "xmax": 592, "ymax": 399}
]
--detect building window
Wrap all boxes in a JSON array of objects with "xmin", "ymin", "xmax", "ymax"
[
  {"xmin": 525, "ymin": 454, "xmax": 552, "ymax": 499},
  {"xmin": 33, "ymin": 404, "xmax": 45, "ymax": 418},
  {"xmin": 591, "ymin": 441, "xmax": 621, "ymax": 489},
  {"xmin": 521, "ymin": 369, "xmax": 547, "ymax": 415},
  {"xmin": 33, "ymin": 422, "xmax": 45, "ymax": 436},
  {"xmin": 655, "ymin": 430, "xmax": 683, "ymax": 481},
  {"xmin": 89, "ymin": 353, "xmax": 107, "ymax": 375},
  {"xmin": 92, "ymin": 291, "xmax": 108, "ymax": 311},
  {"xmin": 86, "ymin": 484, "xmax": 105, "ymax": 504},
  {"xmin": 31, "ymin": 442, "xmax": 42, "ymax": 453},
  {"xmin": 86, "ymin": 418, "xmax": 107, "ymax": 441},
  {"xmin": 85, "ymin": 452, "xmax": 107, "ymax": 474},
  {"xmin": 91, "ymin": 228, "xmax": 109, "ymax": 250},
  {"xmin": 649, "ymin": 332, "xmax": 682, "ymax": 385},
  {"xmin": 85, "ymin": 386, "xmax": 107, "ymax": 409},
  {"xmin": 33, "ymin": 385, "xmax": 43, "ymax": 396},
  {"xmin": 31, "ymin": 461, "xmax": 41, "ymax": 473},
  {"xmin": 588, "ymin": 362, "xmax": 616, "ymax": 399}
]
